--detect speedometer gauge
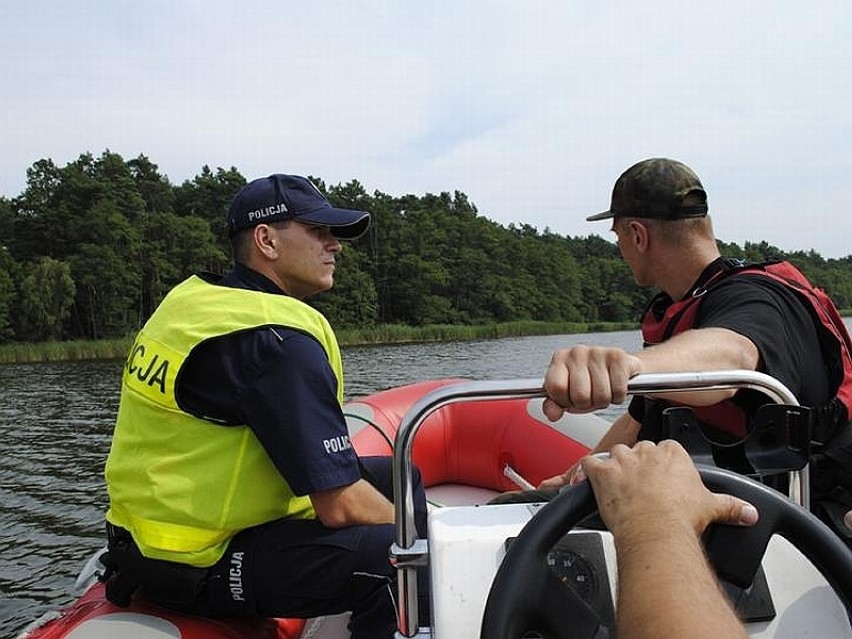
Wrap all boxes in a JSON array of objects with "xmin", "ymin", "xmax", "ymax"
[{"xmin": 546, "ymin": 548, "xmax": 597, "ymax": 601}]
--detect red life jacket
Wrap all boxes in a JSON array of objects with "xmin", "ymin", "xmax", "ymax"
[{"xmin": 641, "ymin": 259, "xmax": 852, "ymax": 443}]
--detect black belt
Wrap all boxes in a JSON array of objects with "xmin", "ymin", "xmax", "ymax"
[{"xmin": 101, "ymin": 523, "xmax": 210, "ymax": 608}]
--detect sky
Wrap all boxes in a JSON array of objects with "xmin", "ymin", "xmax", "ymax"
[{"xmin": 2, "ymin": 1, "xmax": 851, "ymax": 258}]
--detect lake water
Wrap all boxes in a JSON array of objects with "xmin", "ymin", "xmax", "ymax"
[{"xmin": 2, "ymin": 321, "xmax": 849, "ymax": 637}]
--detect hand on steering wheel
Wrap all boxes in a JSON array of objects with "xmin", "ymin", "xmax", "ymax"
[{"xmin": 481, "ymin": 464, "xmax": 852, "ymax": 639}]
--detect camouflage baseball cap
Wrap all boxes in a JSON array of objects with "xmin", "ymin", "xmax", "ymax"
[{"xmin": 587, "ymin": 158, "xmax": 708, "ymax": 221}]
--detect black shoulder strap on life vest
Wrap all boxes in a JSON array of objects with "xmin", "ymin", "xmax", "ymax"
[{"xmin": 641, "ymin": 257, "xmax": 746, "ymax": 345}]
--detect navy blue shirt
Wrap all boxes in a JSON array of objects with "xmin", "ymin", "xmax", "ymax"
[{"xmin": 175, "ymin": 265, "xmax": 361, "ymax": 496}]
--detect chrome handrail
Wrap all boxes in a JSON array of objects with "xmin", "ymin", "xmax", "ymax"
[{"xmin": 391, "ymin": 370, "xmax": 803, "ymax": 637}]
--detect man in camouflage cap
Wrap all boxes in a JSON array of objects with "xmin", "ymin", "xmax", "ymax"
[
  {"xmin": 538, "ymin": 157, "xmax": 852, "ymax": 546},
  {"xmin": 586, "ymin": 158, "xmax": 709, "ymax": 222}
]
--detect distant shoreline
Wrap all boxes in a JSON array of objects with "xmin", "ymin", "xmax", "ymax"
[
  {"xmin": 0, "ymin": 320, "xmax": 638, "ymax": 365},
  {"xmin": 4, "ymin": 313, "xmax": 848, "ymax": 365}
]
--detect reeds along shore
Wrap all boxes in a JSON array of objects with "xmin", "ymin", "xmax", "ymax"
[{"xmin": 0, "ymin": 321, "xmax": 638, "ymax": 365}]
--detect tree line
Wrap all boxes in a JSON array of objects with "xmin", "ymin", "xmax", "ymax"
[{"xmin": 0, "ymin": 150, "xmax": 850, "ymax": 344}]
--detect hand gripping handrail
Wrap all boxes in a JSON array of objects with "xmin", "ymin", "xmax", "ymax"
[{"xmin": 389, "ymin": 370, "xmax": 803, "ymax": 637}]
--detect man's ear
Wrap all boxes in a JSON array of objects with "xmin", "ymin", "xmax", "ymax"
[
  {"xmin": 254, "ymin": 224, "xmax": 278, "ymax": 259},
  {"xmin": 629, "ymin": 219, "xmax": 651, "ymax": 252}
]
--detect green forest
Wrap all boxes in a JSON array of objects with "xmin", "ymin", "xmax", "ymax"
[{"xmin": 1, "ymin": 149, "xmax": 850, "ymax": 345}]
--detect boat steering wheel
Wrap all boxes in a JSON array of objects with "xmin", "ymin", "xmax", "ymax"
[{"xmin": 480, "ymin": 465, "xmax": 852, "ymax": 639}]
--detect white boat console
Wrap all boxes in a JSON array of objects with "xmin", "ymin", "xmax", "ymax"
[
  {"xmin": 391, "ymin": 372, "xmax": 852, "ymax": 638},
  {"xmin": 427, "ymin": 501, "xmax": 851, "ymax": 638}
]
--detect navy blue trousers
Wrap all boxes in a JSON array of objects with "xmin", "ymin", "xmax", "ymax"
[{"xmin": 196, "ymin": 456, "xmax": 430, "ymax": 638}]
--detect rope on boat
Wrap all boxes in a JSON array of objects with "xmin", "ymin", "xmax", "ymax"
[
  {"xmin": 342, "ymin": 412, "xmax": 395, "ymax": 451},
  {"xmin": 300, "ymin": 616, "xmax": 327, "ymax": 638},
  {"xmin": 342, "ymin": 411, "xmax": 443, "ymax": 509}
]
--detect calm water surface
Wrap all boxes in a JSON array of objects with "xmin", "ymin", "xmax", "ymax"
[
  {"xmin": 0, "ymin": 330, "xmax": 639, "ymax": 636},
  {"xmin": 7, "ymin": 322, "xmax": 848, "ymax": 636}
]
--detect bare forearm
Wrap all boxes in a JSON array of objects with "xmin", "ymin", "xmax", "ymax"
[
  {"xmin": 310, "ymin": 479, "xmax": 395, "ymax": 527},
  {"xmin": 614, "ymin": 523, "xmax": 748, "ymax": 639},
  {"xmin": 592, "ymin": 412, "xmax": 641, "ymax": 453},
  {"xmin": 583, "ymin": 442, "xmax": 756, "ymax": 639},
  {"xmin": 538, "ymin": 414, "xmax": 642, "ymax": 489},
  {"xmin": 639, "ymin": 327, "xmax": 757, "ymax": 371},
  {"xmin": 635, "ymin": 327, "xmax": 759, "ymax": 405}
]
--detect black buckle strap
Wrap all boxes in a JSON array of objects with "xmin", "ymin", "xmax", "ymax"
[
  {"xmin": 811, "ymin": 398, "xmax": 847, "ymax": 449},
  {"xmin": 100, "ymin": 524, "xmax": 141, "ymax": 607}
]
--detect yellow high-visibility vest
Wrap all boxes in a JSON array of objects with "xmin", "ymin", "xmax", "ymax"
[{"xmin": 105, "ymin": 275, "xmax": 344, "ymax": 567}]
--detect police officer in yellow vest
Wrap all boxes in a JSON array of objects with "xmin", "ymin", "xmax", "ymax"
[{"xmin": 102, "ymin": 174, "xmax": 429, "ymax": 638}]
